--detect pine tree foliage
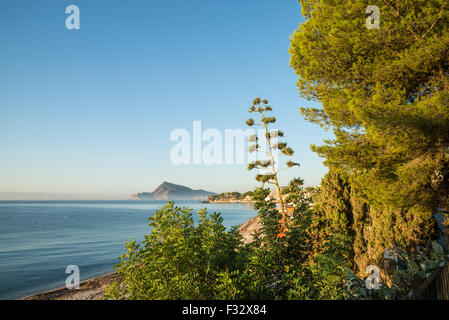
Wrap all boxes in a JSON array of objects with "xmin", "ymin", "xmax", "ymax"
[{"xmin": 290, "ymin": 0, "xmax": 449, "ymax": 268}]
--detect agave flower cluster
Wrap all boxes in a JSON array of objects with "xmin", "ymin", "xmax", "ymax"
[{"xmin": 245, "ymin": 97, "xmax": 300, "ymax": 223}]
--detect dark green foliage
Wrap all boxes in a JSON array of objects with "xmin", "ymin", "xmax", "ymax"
[
  {"xmin": 235, "ymin": 187, "xmax": 350, "ymax": 299},
  {"xmin": 315, "ymin": 171, "xmax": 353, "ymax": 232}
]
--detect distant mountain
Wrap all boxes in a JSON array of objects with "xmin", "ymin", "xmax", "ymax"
[{"xmin": 134, "ymin": 182, "xmax": 216, "ymax": 200}]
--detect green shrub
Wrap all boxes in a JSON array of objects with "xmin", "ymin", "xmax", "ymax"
[
  {"xmin": 105, "ymin": 202, "xmax": 245, "ymax": 300},
  {"xmin": 106, "ymin": 187, "xmax": 354, "ymax": 300}
]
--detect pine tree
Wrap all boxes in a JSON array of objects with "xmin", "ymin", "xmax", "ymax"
[{"xmin": 290, "ymin": 0, "xmax": 448, "ymax": 269}]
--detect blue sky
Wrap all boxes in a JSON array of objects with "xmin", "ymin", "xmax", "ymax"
[{"xmin": 0, "ymin": 0, "xmax": 331, "ymax": 198}]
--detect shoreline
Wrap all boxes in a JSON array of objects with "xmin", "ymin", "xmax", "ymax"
[
  {"xmin": 22, "ymin": 272, "xmax": 120, "ymax": 300},
  {"xmin": 202, "ymin": 200, "xmax": 257, "ymax": 204},
  {"xmin": 21, "ymin": 215, "xmax": 261, "ymax": 300}
]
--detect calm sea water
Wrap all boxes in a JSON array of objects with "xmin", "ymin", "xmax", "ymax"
[{"xmin": 0, "ymin": 200, "xmax": 256, "ymax": 300}]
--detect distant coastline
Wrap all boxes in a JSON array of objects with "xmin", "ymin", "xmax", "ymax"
[{"xmin": 202, "ymin": 199, "xmax": 256, "ymax": 204}]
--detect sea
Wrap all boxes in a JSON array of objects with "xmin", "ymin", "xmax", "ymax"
[{"xmin": 0, "ymin": 200, "xmax": 257, "ymax": 300}]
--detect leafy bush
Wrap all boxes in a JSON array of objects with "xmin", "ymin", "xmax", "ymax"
[
  {"xmin": 106, "ymin": 186, "xmax": 355, "ymax": 300},
  {"xmin": 105, "ymin": 202, "xmax": 245, "ymax": 299}
]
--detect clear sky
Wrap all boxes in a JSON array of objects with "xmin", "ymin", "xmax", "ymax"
[{"xmin": 0, "ymin": 0, "xmax": 331, "ymax": 199}]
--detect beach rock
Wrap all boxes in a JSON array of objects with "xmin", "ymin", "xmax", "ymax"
[{"xmin": 238, "ymin": 216, "xmax": 262, "ymax": 245}]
